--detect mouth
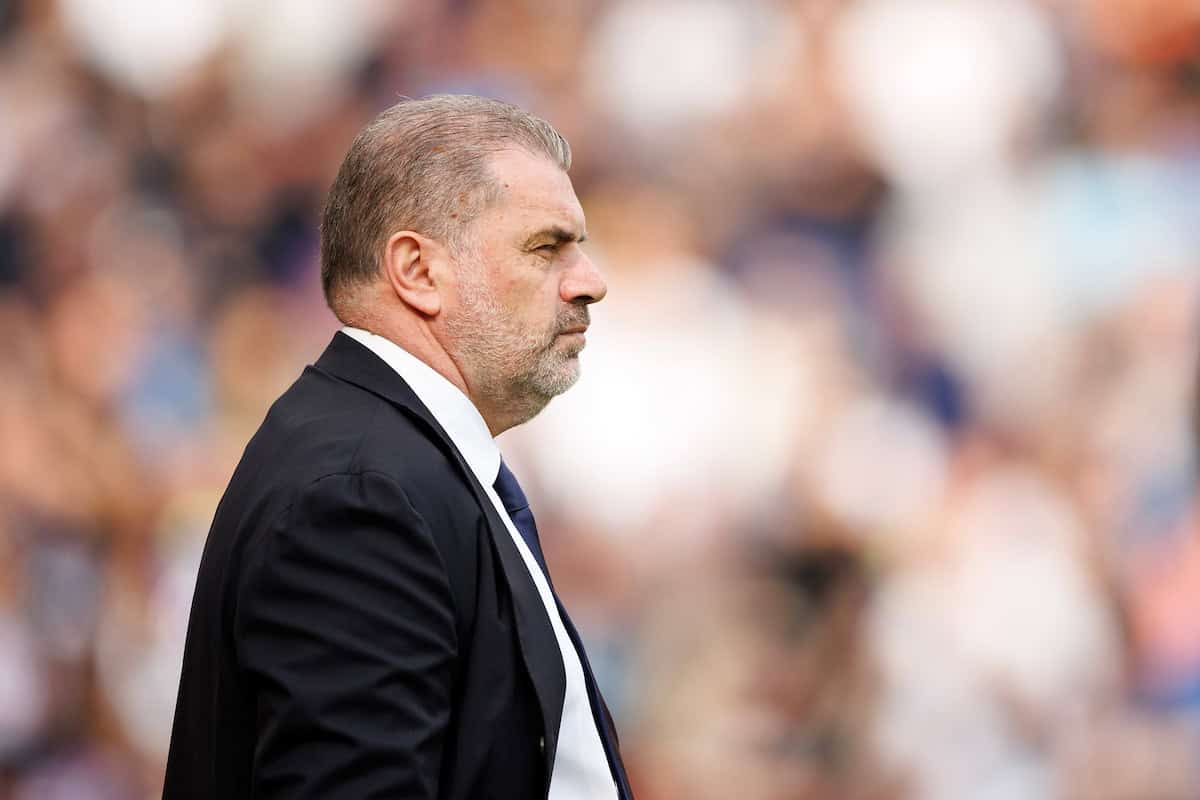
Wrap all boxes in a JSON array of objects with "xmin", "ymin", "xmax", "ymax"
[{"xmin": 559, "ymin": 325, "xmax": 589, "ymax": 336}]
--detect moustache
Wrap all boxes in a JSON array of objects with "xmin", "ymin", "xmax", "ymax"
[{"xmin": 555, "ymin": 308, "xmax": 590, "ymax": 335}]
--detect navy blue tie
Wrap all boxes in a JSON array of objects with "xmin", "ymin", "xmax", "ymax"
[
  {"xmin": 492, "ymin": 460, "xmax": 549, "ymax": 575},
  {"xmin": 492, "ymin": 461, "xmax": 633, "ymax": 800}
]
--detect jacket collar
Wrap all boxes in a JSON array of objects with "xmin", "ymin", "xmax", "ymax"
[{"xmin": 337, "ymin": 327, "xmax": 501, "ymax": 488}]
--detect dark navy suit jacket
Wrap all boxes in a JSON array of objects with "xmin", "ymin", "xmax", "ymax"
[{"xmin": 163, "ymin": 332, "xmax": 630, "ymax": 799}]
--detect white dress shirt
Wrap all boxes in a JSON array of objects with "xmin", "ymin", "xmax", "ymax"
[{"xmin": 341, "ymin": 327, "xmax": 617, "ymax": 800}]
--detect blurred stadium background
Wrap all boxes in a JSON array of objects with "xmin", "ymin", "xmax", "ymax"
[{"xmin": 1, "ymin": 0, "xmax": 1199, "ymax": 797}]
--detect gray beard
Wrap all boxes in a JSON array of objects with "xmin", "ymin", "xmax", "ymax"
[{"xmin": 445, "ymin": 274, "xmax": 588, "ymax": 427}]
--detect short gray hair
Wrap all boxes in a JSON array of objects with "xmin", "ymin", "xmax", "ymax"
[{"xmin": 319, "ymin": 94, "xmax": 572, "ymax": 315}]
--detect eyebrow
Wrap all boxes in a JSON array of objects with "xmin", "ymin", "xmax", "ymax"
[{"xmin": 524, "ymin": 226, "xmax": 587, "ymax": 248}]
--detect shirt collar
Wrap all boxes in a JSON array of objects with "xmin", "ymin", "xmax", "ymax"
[{"xmin": 340, "ymin": 326, "xmax": 502, "ymax": 486}]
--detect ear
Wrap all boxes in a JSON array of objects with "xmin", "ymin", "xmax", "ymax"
[{"xmin": 382, "ymin": 230, "xmax": 443, "ymax": 316}]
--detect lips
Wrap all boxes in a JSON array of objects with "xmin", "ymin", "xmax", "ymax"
[{"xmin": 559, "ymin": 325, "xmax": 588, "ymax": 335}]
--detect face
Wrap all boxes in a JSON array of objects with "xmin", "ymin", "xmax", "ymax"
[{"xmin": 441, "ymin": 148, "xmax": 606, "ymax": 428}]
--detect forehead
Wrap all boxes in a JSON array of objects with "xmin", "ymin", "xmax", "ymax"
[{"xmin": 483, "ymin": 149, "xmax": 585, "ymax": 233}]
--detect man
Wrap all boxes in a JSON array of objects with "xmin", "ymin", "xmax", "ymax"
[{"xmin": 164, "ymin": 95, "xmax": 632, "ymax": 800}]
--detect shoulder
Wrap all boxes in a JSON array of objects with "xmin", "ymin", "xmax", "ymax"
[
  {"xmin": 256, "ymin": 363, "xmax": 487, "ymax": 568},
  {"xmin": 213, "ymin": 359, "xmax": 488, "ymax": 585},
  {"xmin": 249, "ymin": 364, "xmax": 459, "ymax": 497}
]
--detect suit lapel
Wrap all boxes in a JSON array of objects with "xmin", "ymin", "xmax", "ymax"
[
  {"xmin": 312, "ymin": 332, "xmax": 567, "ymax": 780},
  {"xmin": 468, "ymin": 483, "xmax": 567, "ymax": 783}
]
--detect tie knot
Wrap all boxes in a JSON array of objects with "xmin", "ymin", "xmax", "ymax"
[{"xmin": 493, "ymin": 460, "xmax": 530, "ymax": 515}]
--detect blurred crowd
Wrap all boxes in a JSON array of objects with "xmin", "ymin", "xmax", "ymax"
[{"xmin": 1, "ymin": 0, "xmax": 1199, "ymax": 797}]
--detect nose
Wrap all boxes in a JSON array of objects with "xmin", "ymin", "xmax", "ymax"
[{"xmin": 560, "ymin": 250, "xmax": 607, "ymax": 305}]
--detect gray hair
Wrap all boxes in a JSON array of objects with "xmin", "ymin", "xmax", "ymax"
[{"xmin": 319, "ymin": 94, "xmax": 572, "ymax": 316}]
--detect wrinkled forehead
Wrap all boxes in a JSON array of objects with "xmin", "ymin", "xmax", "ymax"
[{"xmin": 484, "ymin": 148, "xmax": 586, "ymax": 234}]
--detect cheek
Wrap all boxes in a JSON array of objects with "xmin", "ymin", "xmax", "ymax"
[{"xmin": 498, "ymin": 274, "xmax": 561, "ymax": 323}]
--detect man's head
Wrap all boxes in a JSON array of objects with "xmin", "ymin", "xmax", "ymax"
[{"xmin": 320, "ymin": 95, "xmax": 606, "ymax": 434}]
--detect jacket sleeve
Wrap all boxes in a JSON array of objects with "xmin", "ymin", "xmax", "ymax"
[{"xmin": 237, "ymin": 470, "xmax": 458, "ymax": 799}]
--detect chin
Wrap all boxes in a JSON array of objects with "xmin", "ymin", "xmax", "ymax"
[
  {"xmin": 516, "ymin": 349, "xmax": 582, "ymax": 403},
  {"xmin": 540, "ymin": 363, "xmax": 581, "ymax": 398}
]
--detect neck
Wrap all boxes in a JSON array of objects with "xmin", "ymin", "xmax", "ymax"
[
  {"xmin": 350, "ymin": 315, "xmax": 531, "ymax": 437},
  {"xmin": 474, "ymin": 385, "xmax": 550, "ymax": 437}
]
